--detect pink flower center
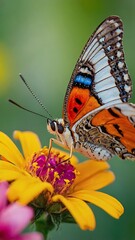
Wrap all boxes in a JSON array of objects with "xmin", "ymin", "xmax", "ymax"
[{"xmin": 27, "ymin": 148, "xmax": 78, "ymax": 195}]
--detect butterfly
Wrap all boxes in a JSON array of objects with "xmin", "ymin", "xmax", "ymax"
[{"xmin": 47, "ymin": 15, "xmax": 135, "ymax": 161}]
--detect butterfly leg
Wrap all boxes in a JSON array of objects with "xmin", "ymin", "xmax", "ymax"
[
  {"xmin": 69, "ymin": 144, "xmax": 73, "ymax": 158},
  {"xmin": 48, "ymin": 137, "xmax": 66, "ymax": 156},
  {"xmin": 48, "ymin": 138, "xmax": 60, "ymax": 155},
  {"xmin": 48, "ymin": 137, "xmax": 73, "ymax": 160}
]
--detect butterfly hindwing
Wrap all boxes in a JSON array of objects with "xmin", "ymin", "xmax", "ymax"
[
  {"xmin": 63, "ymin": 16, "xmax": 132, "ymax": 127},
  {"xmin": 72, "ymin": 103, "xmax": 135, "ymax": 160},
  {"xmin": 91, "ymin": 103, "xmax": 135, "ymax": 159}
]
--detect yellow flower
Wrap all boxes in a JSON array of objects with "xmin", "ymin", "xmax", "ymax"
[{"xmin": 0, "ymin": 131, "xmax": 124, "ymax": 230}]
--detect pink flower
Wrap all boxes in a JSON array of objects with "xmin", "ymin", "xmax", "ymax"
[{"xmin": 0, "ymin": 181, "xmax": 43, "ymax": 240}]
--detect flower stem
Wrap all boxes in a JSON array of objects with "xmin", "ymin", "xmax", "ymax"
[{"xmin": 35, "ymin": 214, "xmax": 55, "ymax": 240}]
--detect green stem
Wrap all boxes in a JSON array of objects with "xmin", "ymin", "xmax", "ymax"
[{"xmin": 35, "ymin": 214, "xmax": 55, "ymax": 240}]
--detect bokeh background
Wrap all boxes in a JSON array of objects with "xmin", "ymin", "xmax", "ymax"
[{"xmin": 0, "ymin": 0, "xmax": 135, "ymax": 239}]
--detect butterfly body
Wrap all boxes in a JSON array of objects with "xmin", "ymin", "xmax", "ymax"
[{"xmin": 47, "ymin": 16, "xmax": 135, "ymax": 161}]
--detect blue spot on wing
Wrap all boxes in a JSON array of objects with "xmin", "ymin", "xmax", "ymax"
[{"xmin": 74, "ymin": 74, "xmax": 92, "ymax": 87}]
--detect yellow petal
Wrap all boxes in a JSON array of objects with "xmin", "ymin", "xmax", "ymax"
[
  {"xmin": 7, "ymin": 176, "xmax": 53, "ymax": 205},
  {"xmin": 52, "ymin": 194, "xmax": 96, "ymax": 230},
  {"xmin": 0, "ymin": 132, "xmax": 24, "ymax": 167},
  {"xmin": 75, "ymin": 160, "xmax": 111, "ymax": 186},
  {"xmin": 14, "ymin": 131, "xmax": 42, "ymax": 159},
  {"xmin": 74, "ymin": 170, "xmax": 115, "ymax": 191},
  {"xmin": 0, "ymin": 161, "xmax": 29, "ymax": 181},
  {"xmin": 70, "ymin": 190, "xmax": 124, "ymax": 219}
]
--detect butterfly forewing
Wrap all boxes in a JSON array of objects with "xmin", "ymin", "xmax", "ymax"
[{"xmin": 63, "ymin": 16, "xmax": 132, "ymax": 126}]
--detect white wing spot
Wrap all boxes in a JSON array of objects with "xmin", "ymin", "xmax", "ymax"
[
  {"xmin": 107, "ymin": 45, "xmax": 112, "ymax": 51},
  {"xmin": 99, "ymin": 37, "xmax": 105, "ymax": 43},
  {"xmin": 124, "ymin": 84, "xmax": 131, "ymax": 92},
  {"xmin": 116, "ymin": 28, "xmax": 123, "ymax": 34},
  {"xmin": 110, "ymin": 55, "xmax": 115, "ymax": 60},
  {"xmin": 80, "ymin": 67, "xmax": 91, "ymax": 74},
  {"xmin": 110, "ymin": 20, "xmax": 115, "ymax": 24},
  {"xmin": 116, "ymin": 42, "xmax": 121, "ymax": 48},
  {"xmin": 123, "ymin": 73, "xmax": 129, "ymax": 81},
  {"xmin": 117, "ymin": 51, "xmax": 122, "ymax": 58},
  {"xmin": 114, "ymin": 22, "xmax": 119, "ymax": 27},
  {"xmin": 118, "ymin": 61, "xmax": 124, "ymax": 69},
  {"xmin": 117, "ymin": 36, "xmax": 121, "ymax": 41}
]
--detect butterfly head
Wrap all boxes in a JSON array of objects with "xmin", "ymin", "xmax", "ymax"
[
  {"xmin": 47, "ymin": 118, "xmax": 64, "ymax": 135},
  {"xmin": 47, "ymin": 118, "xmax": 74, "ymax": 149}
]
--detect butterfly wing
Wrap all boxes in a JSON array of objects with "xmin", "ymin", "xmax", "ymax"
[
  {"xmin": 91, "ymin": 103, "xmax": 135, "ymax": 159},
  {"xmin": 71, "ymin": 102, "xmax": 135, "ymax": 160},
  {"xmin": 63, "ymin": 16, "xmax": 132, "ymax": 127}
]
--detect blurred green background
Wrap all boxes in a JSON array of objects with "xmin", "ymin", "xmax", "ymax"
[{"xmin": 0, "ymin": 0, "xmax": 135, "ymax": 239}]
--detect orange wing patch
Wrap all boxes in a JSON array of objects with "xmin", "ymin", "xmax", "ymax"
[
  {"xmin": 92, "ymin": 108, "xmax": 135, "ymax": 153},
  {"xmin": 66, "ymin": 87, "xmax": 100, "ymax": 126}
]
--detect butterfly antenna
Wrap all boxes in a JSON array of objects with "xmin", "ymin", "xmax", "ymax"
[
  {"xmin": 19, "ymin": 73, "xmax": 53, "ymax": 119},
  {"xmin": 9, "ymin": 99, "xmax": 47, "ymax": 119}
]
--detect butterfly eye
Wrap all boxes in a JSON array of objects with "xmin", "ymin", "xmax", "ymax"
[
  {"xmin": 58, "ymin": 124, "xmax": 64, "ymax": 134},
  {"xmin": 50, "ymin": 121, "xmax": 56, "ymax": 131}
]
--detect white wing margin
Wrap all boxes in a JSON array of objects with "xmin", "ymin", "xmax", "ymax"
[{"xmin": 80, "ymin": 16, "xmax": 132, "ymax": 104}]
